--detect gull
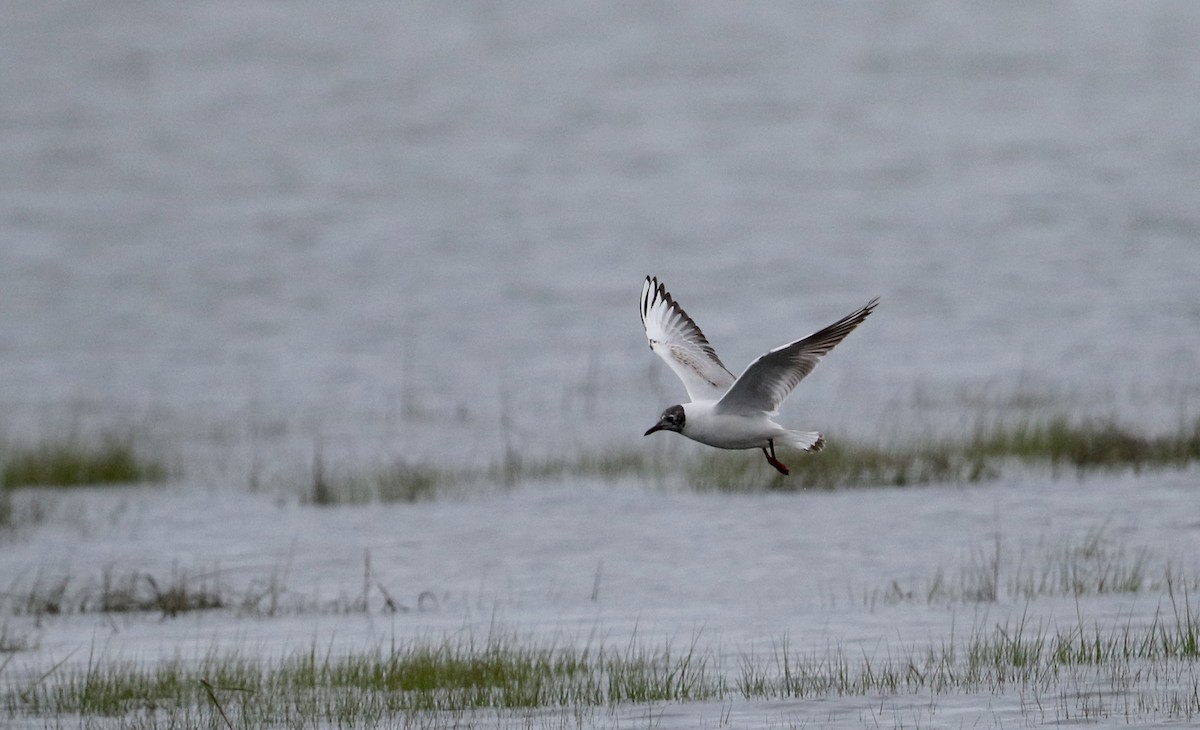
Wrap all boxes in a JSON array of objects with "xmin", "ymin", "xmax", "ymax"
[{"xmin": 640, "ymin": 276, "xmax": 878, "ymax": 475}]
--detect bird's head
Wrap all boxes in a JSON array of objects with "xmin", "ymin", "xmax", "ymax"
[{"xmin": 644, "ymin": 404, "xmax": 686, "ymax": 436}]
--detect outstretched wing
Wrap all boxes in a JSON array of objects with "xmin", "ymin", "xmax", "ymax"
[
  {"xmin": 715, "ymin": 298, "xmax": 878, "ymax": 416},
  {"xmin": 640, "ymin": 276, "xmax": 736, "ymax": 402}
]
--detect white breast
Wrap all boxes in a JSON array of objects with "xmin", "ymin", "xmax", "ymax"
[{"xmin": 681, "ymin": 403, "xmax": 779, "ymax": 450}]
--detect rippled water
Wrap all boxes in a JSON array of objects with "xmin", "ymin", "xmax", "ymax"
[
  {"xmin": 3, "ymin": 0, "xmax": 1199, "ymax": 477},
  {"xmin": 4, "ymin": 470, "xmax": 1200, "ymax": 728},
  {"xmin": 2, "ymin": 3, "xmax": 1200, "ymax": 727}
]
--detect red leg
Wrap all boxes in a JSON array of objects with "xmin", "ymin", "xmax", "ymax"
[{"xmin": 762, "ymin": 440, "xmax": 790, "ymax": 476}]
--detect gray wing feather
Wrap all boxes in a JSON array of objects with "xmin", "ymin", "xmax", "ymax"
[{"xmin": 715, "ymin": 298, "xmax": 879, "ymax": 415}]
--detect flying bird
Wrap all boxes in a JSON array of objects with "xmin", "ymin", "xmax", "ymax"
[{"xmin": 640, "ymin": 276, "xmax": 877, "ymax": 475}]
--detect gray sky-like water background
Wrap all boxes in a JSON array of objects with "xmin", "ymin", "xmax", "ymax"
[
  {"xmin": 4, "ymin": 1, "xmax": 1199, "ymax": 477},
  {"xmin": 3, "ymin": 3, "xmax": 1200, "ymax": 728}
]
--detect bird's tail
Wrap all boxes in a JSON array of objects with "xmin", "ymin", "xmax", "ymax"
[{"xmin": 783, "ymin": 430, "xmax": 825, "ymax": 453}]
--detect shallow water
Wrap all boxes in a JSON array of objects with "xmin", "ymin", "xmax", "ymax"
[
  {"xmin": 3, "ymin": 469, "xmax": 1200, "ymax": 727},
  {"xmin": 3, "ymin": 2, "xmax": 1200, "ymax": 727}
]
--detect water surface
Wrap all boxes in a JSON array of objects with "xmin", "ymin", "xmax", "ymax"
[
  {"xmin": 2, "ymin": 1, "xmax": 1198, "ymax": 476},
  {"xmin": 2, "ymin": 4, "xmax": 1200, "ymax": 727}
]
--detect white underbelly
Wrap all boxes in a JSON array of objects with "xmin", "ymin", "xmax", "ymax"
[{"xmin": 683, "ymin": 411, "xmax": 777, "ymax": 450}]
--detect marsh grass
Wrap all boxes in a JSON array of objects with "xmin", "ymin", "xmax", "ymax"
[
  {"xmin": 685, "ymin": 440, "xmax": 993, "ymax": 492},
  {"xmin": 8, "ymin": 634, "xmax": 720, "ymax": 723},
  {"xmin": 969, "ymin": 416, "xmax": 1200, "ymax": 471},
  {"xmin": 737, "ymin": 597, "xmax": 1200, "ymax": 702},
  {"xmin": 306, "ymin": 451, "xmax": 460, "ymax": 506},
  {"xmin": 303, "ymin": 416, "xmax": 1200, "ymax": 504},
  {"xmin": 1, "ymin": 434, "xmax": 167, "ymax": 489},
  {"xmin": 689, "ymin": 416, "xmax": 1200, "ymax": 492},
  {"xmin": 302, "ymin": 451, "xmax": 660, "ymax": 506},
  {"xmin": 101, "ymin": 568, "xmax": 225, "ymax": 618},
  {"xmin": 376, "ymin": 462, "xmax": 458, "ymax": 503},
  {"xmin": 7, "ymin": 605, "xmax": 1199, "ymax": 726}
]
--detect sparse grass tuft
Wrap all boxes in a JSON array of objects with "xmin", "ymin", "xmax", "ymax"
[
  {"xmin": 0, "ymin": 623, "xmax": 33, "ymax": 653},
  {"xmin": 376, "ymin": 462, "xmax": 455, "ymax": 503},
  {"xmin": 738, "ymin": 599, "xmax": 1200, "ymax": 703},
  {"xmin": 306, "ymin": 460, "xmax": 459, "ymax": 506},
  {"xmin": 491, "ymin": 450, "xmax": 659, "ymax": 484},
  {"xmin": 1, "ymin": 434, "xmax": 168, "ymax": 489},
  {"xmin": 866, "ymin": 526, "xmax": 1200, "ymax": 609},
  {"xmin": 100, "ymin": 567, "xmax": 226, "ymax": 618},
  {"xmin": 307, "ymin": 450, "xmax": 662, "ymax": 506},
  {"xmin": 2, "ymin": 567, "xmax": 225, "ymax": 619}
]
